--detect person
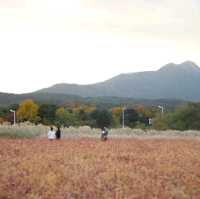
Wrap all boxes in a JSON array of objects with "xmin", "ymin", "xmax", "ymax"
[
  {"xmin": 48, "ymin": 127, "xmax": 56, "ymax": 141},
  {"xmin": 101, "ymin": 127, "xmax": 108, "ymax": 141},
  {"xmin": 55, "ymin": 127, "xmax": 61, "ymax": 140}
]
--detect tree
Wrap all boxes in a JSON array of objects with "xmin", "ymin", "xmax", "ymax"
[
  {"xmin": 55, "ymin": 107, "xmax": 78, "ymax": 127},
  {"xmin": 90, "ymin": 109, "xmax": 112, "ymax": 128},
  {"xmin": 152, "ymin": 103, "xmax": 200, "ymax": 130},
  {"xmin": 170, "ymin": 103, "xmax": 200, "ymax": 130},
  {"xmin": 111, "ymin": 107, "xmax": 122, "ymax": 128},
  {"xmin": 55, "ymin": 107, "xmax": 67, "ymax": 127},
  {"xmin": 0, "ymin": 107, "xmax": 9, "ymax": 119},
  {"xmin": 38, "ymin": 104, "xmax": 57, "ymax": 125},
  {"xmin": 135, "ymin": 106, "xmax": 149, "ymax": 126},
  {"xmin": 121, "ymin": 108, "xmax": 139, "ymax": 128},
  {"xmin": 152, "ymin": 113, "xmax": 171, "ymax": 130},
  {"xmin": 17, "ymin": 100, "xmax": 39, "ymax": 123}
]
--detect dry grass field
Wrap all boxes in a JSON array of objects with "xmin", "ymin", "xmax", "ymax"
[
  {"xmin": 1, "ymin": 124, "xmax": 200, "ymax": 139},
  {"xmin": 0, "ymin": 138, "xmax": 200, "ymax": 199}
]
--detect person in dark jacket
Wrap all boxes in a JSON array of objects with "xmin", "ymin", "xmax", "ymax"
[
  {"xmin": 101, "ymin": 127, "xmax": 108, "ymax": 141},
  {"xmin": 56, "ymin": 127, "xmax": 61, "ymax": 140}
]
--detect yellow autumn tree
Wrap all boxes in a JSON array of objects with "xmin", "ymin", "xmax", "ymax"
[
  {"xmin": 17, "ymin": 99, "xmax": 39, "ymax": 123},
  {"xmin": 83, "ymin": 105, "xmax": 96, "ymax": 113},
  {"xmin": 72, "ymin": 105, "xmax": 96, "ymax": 114}
]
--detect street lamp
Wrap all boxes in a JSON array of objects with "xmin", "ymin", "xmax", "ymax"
[
  {"xmin": 122, "ymin": 106, "xmax": 126, "ymax": 128},
  {"xmin": 10, "ymin": 109, "xmax": 16, "ymax": 125},
  {"xmin": 158, "ymin": 105, "xmax": 164, "ymax": 117}
]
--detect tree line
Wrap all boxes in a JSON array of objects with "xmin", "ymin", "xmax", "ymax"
[
  {"xmin": 0, "ymin": 99, "xmax": 200, "ymax": 130},
  {"xmin": 0, "ymin": 99, "xmax": 152, "ymax": 128}
]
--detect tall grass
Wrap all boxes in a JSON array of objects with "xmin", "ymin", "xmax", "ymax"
[
  {"xmin": 0, "ymin": 124, "xmax": 46, "ymax": 139},
  {"xmin": 0, "ymin": 124, "xmax": 200, "ymax": 139}
]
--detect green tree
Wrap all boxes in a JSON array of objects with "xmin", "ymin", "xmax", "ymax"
[
  {"xmin": 121, "ymin": 108, "xmax": 139, "ymax": 128},
  {"xmin": 90, "ymin": 109, "xmax": 112, "ymax": 128},
  {"xmin": 55, "ymin": 107, "xmax": 78, "ymax": 127},
  {"xmin": 38, "ymin": 104, "xmax": 57, "ymax": 125},
  {"xmin": 153, "ymin": 103, "xmax": 200, "ymax": 130},
  {"xmin": 111, "ymin": 107, "xmax": 122, "ymax": 128},
  {"xmin": 152, "ymin": 113, "xmax": 171, "ymax": 130},
  {"xmin": 170, "ymin": 103, "xmax": 200, "ymax": 130}
]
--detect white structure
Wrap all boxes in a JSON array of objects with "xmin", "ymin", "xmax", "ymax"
[
  {"xmin": 122, "ymin": 106, "xmax": 126, "ymax": 128},
  {"xmin": 158, "ymin": 105, "xmax": 164, "ymax": 116},
  {"xmin": 9, "ymin": 109, "xmax": 16, "ymax": 125}
]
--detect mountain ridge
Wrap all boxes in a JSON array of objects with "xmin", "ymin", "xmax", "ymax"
[
  {"xmin": 37, "ymin": 61, "xmax": 200, "ymax": 101},
  {"xmin": 0, "ymin": 61, "xmax": 199, "ymax": 106}
]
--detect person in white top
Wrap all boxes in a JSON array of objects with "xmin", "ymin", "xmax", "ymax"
[{"xmin": 48, "ymin": 127, "xmax": 56, "ymax": 140}]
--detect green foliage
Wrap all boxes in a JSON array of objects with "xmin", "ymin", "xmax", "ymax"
[
  {"xmin": 135, "ymin": 122, "xmax": 147, "ymax": 130},
  {"xmin": 0, "ymin": 107, "xmax": 9, "ymax": 118},
  {"xmin": 3, "ymin": 99, "xmax": 200, "ymax": 131},
  {"xmin": 152, "ymin": 113, "xmax": 171, "ymax": 130},
  {"xmin": 170, "ymin": 103, "xmax": 200, "ymax": 130},
  {"xmin": 111, "ymin": 107, "xmax": 122, "ymax": 128},
  {"xmin": 90, "ymin": 109, "xmax": 112, "ymax": 128},
  {"xmin": 55, "ymin": 107, "xmax": 78, "ymax": 127},
  {"xmin": 153, "ymin": 103, "xmax": 200, "ymax": 130},
  {"xmin": 38, "ymin": 104, "xmax": 57, "ymax": 125},
  {"xmin": 122, "ymin": 109, "xmax": 139, "ymax": 128}
]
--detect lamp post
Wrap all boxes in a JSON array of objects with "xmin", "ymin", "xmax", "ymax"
[
  {"xmin": 122, "ymin": 106, "xmax": 126, "ymax": 128},
  {"xmin": 158, "ymin": 105, "xmax": 164, "ymax": 117},
  {"xmin": 10, "ymin": 109, "xmax": 16, "ymax": 125}
]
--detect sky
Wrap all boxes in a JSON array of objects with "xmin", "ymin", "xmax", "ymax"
[{"xmin": 0, "ymin": 0, "xmax": 199, "ymax": 94}]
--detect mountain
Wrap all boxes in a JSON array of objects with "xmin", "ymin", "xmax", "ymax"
[
  {"xmin": 0, "ymin": 92, "xmax": 186, "ymax": 110},
  {"xmin": 0, "ymin": 61, "xmax": 198, "ymax": 107},
  {"xmin": 0, "ymin": 92, "xmax": 82, "ymax": 106},
  {"xmin": 37, "ymin": 61, "xmax": 200, "ymax": 101}
]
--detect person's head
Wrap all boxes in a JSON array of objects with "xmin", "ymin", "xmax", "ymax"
[
  {"xmin": 57, "ymin": 126, "xmax": 60, "ymax": 131},
  {"xmin": 50, "ymin": 126, "xmax": 53, "ymax": 131}
]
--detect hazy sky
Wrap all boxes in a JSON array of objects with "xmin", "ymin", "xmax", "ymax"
[{"xmin": 0, "ymin": 0, "xmax": 200, "ymax": 93}]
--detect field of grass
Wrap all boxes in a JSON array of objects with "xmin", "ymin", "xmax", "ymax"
[
  {"xmin": 1, "ymin": 124, "xmax": 200, "ymax": 139},
  {"xmin": 0, "ymin": 138, "xmax": 200, "ymax": 199}
]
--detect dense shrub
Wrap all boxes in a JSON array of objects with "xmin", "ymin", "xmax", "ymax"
[{"xmin": 153, "ymin": 103, "xmax": 200, "ymax": 130}]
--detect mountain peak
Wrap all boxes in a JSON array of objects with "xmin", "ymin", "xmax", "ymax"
[
  {"xmin": 180, "ymin": 61, "xmax": 199, "ymax": 70},
  {"xmin": 181, "ymin": 60, "xmax": 197, "ymax": 66},
  {"xmin": 158, "ymin": 61, "xmax": 200, "ymax": 73},
  {"xmin": 36, "ymin": 61, "xmax": 200, "ymax": 101}
]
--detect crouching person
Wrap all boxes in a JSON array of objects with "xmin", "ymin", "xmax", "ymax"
[
  {"xmin": 48, "ymin": 127, "xmax": 56, "ymax": 141},
  {"xmin": 101, "ymin": 127, "xmax": 109, "ymax": 141}
]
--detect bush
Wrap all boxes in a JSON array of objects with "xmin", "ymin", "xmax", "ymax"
[{"xmin": 152, "ymin": 103, "xmax": 200, "ymax": 131}]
